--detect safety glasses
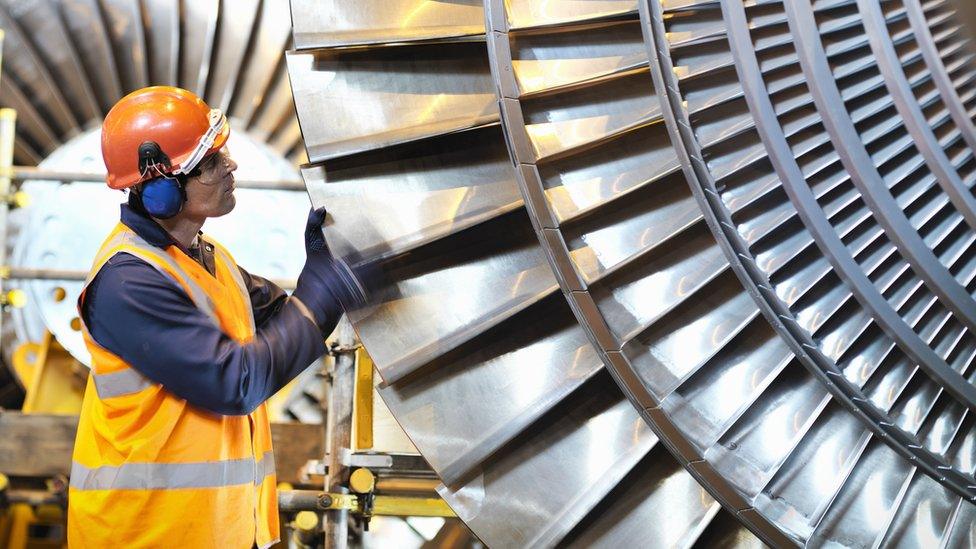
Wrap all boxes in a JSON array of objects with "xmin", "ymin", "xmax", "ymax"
[{"xmin": 173, "ymin": 109, "xmax": 227, "ymax": 176}]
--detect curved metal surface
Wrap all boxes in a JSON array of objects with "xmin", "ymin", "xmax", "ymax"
[
  {"xmin": 857, "ymin": 0, "xmax": 976, "ymax": 234},
  {"xmin": 287, "ymin": 1, "xmax": 758, "ymax": 546},
  {"xmin": 640, "ymin": 0, "xmax": 976, "ymax": 540},
  {"xmin": 903, "ymin": 0, "xmax": 976, "ymax": 155},
  {"xmin": 289, "ymin": 0, "xmax": 976, "ymax": 546},
  {"xmin": 785, "ymin": 0, "xmax": 976, "ymax": 357},
  {"xmin": 721, "ymin": 0, "xmax": 976, "ymax": 504},
  {"xmin": 3, "ymin": 0, "xmax": 975, "ymax": 546}
]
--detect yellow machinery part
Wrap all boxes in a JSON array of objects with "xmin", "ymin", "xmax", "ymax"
[
  {"xmin": 353, "ymin": 347, "xmax": 374, "ymax": 450},
  {"xmin": 12, "ymin": 331, "xmax": 86, "ymax": 415},
  {"xmin": 371, "ymin": 496, "xmax": 455, "ymax": 518},
  {"xmin": 349, "ymin": 468, "xmax": 376, "ymax": 494},
  {"xmin": 319, "ymin": 492, "xmax": 455, "ymax": 518},
  {"xmin": 375, "ymin": 477, "xmax": 441, "ymax": 494},
  {"xmin": 0, "ymin": 504, "xmax": 66, "ymax": 549},
  {"xmin": 293, "ymin": 511, "xmax": 319, "ymax": 532}
]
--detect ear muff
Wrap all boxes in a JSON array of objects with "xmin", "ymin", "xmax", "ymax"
[{"xmin": 140, "ymin": 175, "xmax": 186, "ymax": 219}]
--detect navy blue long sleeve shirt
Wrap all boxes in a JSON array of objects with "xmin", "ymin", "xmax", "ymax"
[{"xmin": 80, "ymin": 205, "xmax": 330, "ymax": 415}]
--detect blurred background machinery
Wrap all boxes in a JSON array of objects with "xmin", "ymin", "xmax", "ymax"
[{"xmin": 2, "ymin": 0, "xmax": 976, "ymax": 548}]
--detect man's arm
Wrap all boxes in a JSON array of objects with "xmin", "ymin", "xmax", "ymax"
[
  {"xmin": 83, "ymin": 253, "xmax": 337, "ymax": 415},
  {"xmin": 238, "ymin": 266, "xmax": 288, "ymax": 328}
]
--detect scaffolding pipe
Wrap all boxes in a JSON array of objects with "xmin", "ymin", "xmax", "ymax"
[
  {"xmin": 278, "ymin": 490, "xmax": 327, "ymax": 513},
  {"xmin": 0, "ymin": 267, "xmax": 295, "ymax": 289},
  {"xmin": 4, "ymin": 166, "xmax": 305, "ymax": 191},
  {"xmin": 324, "ymin": 318, "xmax": 355, "ymax": 548},
  {"xmin": 0, "ymin": 108, "xmax": 15, "ymax": 337}
]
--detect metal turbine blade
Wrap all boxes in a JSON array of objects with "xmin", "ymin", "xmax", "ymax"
[{"xmin": 288, "ymin": 0, "xmax": 976, "ymax": 546}]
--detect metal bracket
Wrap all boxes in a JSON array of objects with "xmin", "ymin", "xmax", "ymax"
[
  {"xmin": 338, "ymin": 448, "xmax": 393, "ymax": 469},
  {"xmin": 328, "ymin": 342, "xmax": 362, "ymax": 356},
  {"xmin": 279, "ymin": 489, "xmax": 455, "ymax": 518},
  {"xmin": 317, "ymin": 492, "xmax": 359, "ymax": 511},
  {"xmin": 318, "ymin": 492, "xmax": 454, "ymax": 518}
]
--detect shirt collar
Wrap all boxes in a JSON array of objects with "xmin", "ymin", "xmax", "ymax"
[
  {"xmin": 119, "ymin": 204, "xmax": 215, "ymax": 274},
  {"xmin": 119, "ymin": 203, "xmax": 185, "ymax": 251}
]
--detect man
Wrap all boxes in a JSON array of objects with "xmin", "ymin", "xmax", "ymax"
[{"xmin": 67, "ymin": 86, "xmax": 364, "ymax": 548}]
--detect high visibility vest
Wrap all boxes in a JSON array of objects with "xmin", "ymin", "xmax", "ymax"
[{"xmin": 68, "ymin": 223, "xmax": 280, "ymax": 549}]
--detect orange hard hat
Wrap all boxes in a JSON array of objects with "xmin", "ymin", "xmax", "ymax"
[{"xmin": 101, "ymin": 86, "xmax": 230, "ymax": 190}]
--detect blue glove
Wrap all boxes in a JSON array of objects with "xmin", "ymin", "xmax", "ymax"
[{"xmin": 293, "ymin": 208, "xmax": 370, "ymax": 333}]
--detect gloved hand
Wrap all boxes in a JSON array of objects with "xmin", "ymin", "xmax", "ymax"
[{"xmin": 293, "ymin": 208, "xmax": 370, "ymax": 332}]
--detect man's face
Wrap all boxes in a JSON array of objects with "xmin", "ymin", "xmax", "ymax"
[{"xmin": 182, "ymin": 148, "xmax": 238, "ymax": 220}]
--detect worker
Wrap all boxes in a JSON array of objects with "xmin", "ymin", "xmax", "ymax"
[{"xmin": 66, "ymin": 86, "xmax": 366, "ymax": 548}]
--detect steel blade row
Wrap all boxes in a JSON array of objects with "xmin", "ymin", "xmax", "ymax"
[
  {"xmin": 282, "ymin": 0, "xmax": 976, "ymax": 547},
  {"xmin": 0, "ymin": 0, "xmax": 303, "ymax": 165},
  {"xmin": 639, "ymin": 0, "xmax": 976, "ymax": 543},
  {"xmin": 489, "ymin": 0, "xmax": 976, "ymax": 544},
  {"xmin": 287, "ymin": 1, "xmax": 758, "ymax": 546}
]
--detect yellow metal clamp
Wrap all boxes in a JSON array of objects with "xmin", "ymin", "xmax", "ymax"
[
  {"xmin": 316, "ymin": 492, "xmax": 455, "ymax": 518},
  {"xmin": 317, "ymin": 493, "xmax": 360, "ymax": 512},
  {"xmin": 11, "ymin": 331, "xmax": 87, "ymax": 414}
]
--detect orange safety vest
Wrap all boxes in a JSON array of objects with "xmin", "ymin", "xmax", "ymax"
[{"xmin": 68, "ymin": 223, "xmax": 279, "ymax": 548}]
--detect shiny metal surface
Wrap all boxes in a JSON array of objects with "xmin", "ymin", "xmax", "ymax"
[
  {"xmin": 288, "ymin": 4, "xmax": 761, "ymax": 546},
  {"xmin": 291, "ymin": 0, "xmax": 486, "ymax": 49},
  {"xmin": 503, "ymin": 0, "xmax": 637, "ymax": 30},
  {"xmin": 288, "ymin": 0, "xmax": 976, "ymax": 546},
  {"xmin": 5, "ymin": 0, "xmax": 971, "ymax": 545},
  {"xmin": 301, "ymin": 129, "xmax": 521, "ymax": 261},
  {"xmin": 287, "ymin": 45, "xmax": 498, "ymax": 163},
  {"xmin": 99, "ymin": 0, "xmax": 148, "ymax": 92},
  {"xmin": 205, "ymin": 0, "xmax": 260, "ymax": 112},
  {"xmin": 435, "ymin": 375, "xmax": 659, "ymax": 547},
  {"xmin": 0, "ymin": 2, "xmax": 76, "ymax": 139},
  {"xmin": 354, "ymin": 210, "xmax": 558, "ymax": 384},
  {"xmin": 180, "ymin": 0, "xmax": 218, "ymax": 97},
  {"xmin": 58, "ymin": 0, "xmax": 123, "ymax": 113},
  {"xmin": 379, "ymin": 296, "xmax": 603, "ymax": 485}
]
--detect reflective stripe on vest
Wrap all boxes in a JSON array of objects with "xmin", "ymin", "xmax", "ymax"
[
  {"xmin": 92, "ymin": 368, "xmax": 154, "ymax": 399},
  {"xmin": 70, "ymin": 450, "xmax": 275, "ymax": 491}
]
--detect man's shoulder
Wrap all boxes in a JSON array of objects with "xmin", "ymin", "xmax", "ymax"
[
  {"xmin": 87, "ymin": 251, "xmax": 178, "ymax": 301},
  {"xmin": 97, "ymin": 250, "xmax": 164, "ymax": 279}
]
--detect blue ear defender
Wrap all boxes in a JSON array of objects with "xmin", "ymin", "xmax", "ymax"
[
  {"xmin": 136, "ymin": 141, "xmax": 186, "ymax": 219},
  {"xmin": 140, "ymin": 175, "xmax": 185, "ymax": 219}
]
